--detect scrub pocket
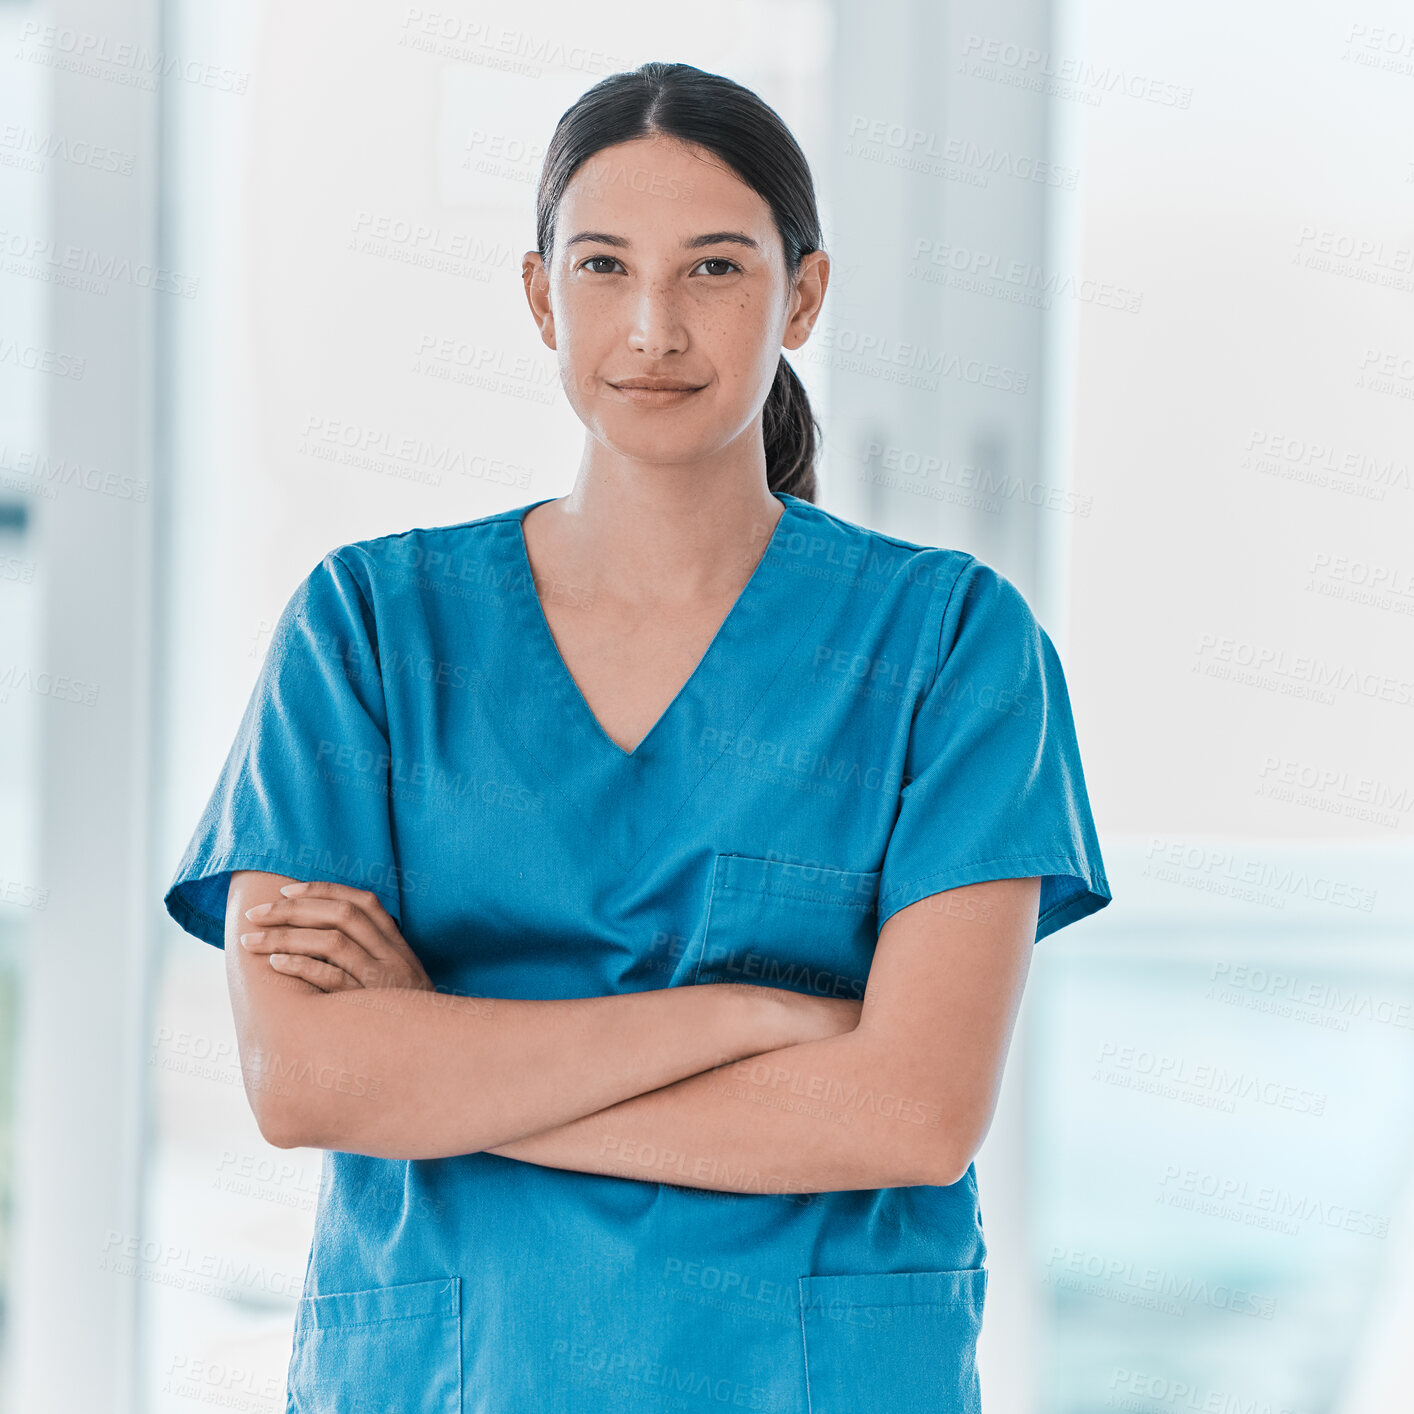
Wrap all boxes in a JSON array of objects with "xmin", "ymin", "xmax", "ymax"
[
  {"xmin": 286, "ymin": 1276, "xmax": 462, "ymax": 1414},
  {"xmin": 694, "ymin": 854, "xmax": 881, "ymax": 1000},
  {"xmin": 797, "ymin": 1268, "xmax": 987, "ymax": 1414}
]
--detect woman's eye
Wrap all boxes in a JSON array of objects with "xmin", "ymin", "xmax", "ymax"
[{"xmin": 578, "ymin": 255, "xmax": 741, "ymax": 276}]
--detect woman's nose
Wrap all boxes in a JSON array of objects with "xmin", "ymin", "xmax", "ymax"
[{"xmin": 626, "ymin": 284, "xmax": 689, "ymax": 356}]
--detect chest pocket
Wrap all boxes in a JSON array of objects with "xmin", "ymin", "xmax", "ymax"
[{"xmin": 692, "ymin": 854, "xmax": 881, "ymax": 1001}]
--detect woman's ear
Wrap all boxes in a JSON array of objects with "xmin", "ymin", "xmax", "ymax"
[
  {"xmin": 521, "ymin": 250, "xmax": 557, "ymax": 349},
  {"xmin": 783, "ymin": 249, "xmax": 829, "ymax": 351}
]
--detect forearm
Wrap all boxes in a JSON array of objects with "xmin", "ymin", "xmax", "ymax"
[
  {"xmin": 486, "ymin": 1030, "xmax": 955, "ymax": 1192},
  {"xmin": 258, "ymin": 979, "xmax": 796, "ymax": 1159}
]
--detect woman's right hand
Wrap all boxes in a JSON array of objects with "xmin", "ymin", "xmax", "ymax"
[{"xmin": 237, "ymin": 878, "xmax": 434, "ymax": 994}]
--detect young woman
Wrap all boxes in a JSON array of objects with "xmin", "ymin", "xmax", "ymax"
[{"xmin": 165, "ymin": 61, "xmax": 1111, "ymax": 1414}]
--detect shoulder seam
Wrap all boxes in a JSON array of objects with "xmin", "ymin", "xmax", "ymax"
[
  {"xmin": 328, "ymin": 548, "xmax": 382, "ymax": 654},
  {"xmin": 930, "ymin": 553, "xmax": 979, "ymax": 683},
  {"xmin": 788, "ymin": 496, "xmax": 948, "ymax": 556},
  {"xmin": 333, "ymin": 503, "xmax": 535, "ymax": 557}
]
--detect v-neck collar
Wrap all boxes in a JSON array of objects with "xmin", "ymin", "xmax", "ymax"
[
  {"xmin": 482, "ymin": 489, "xmax": 840, "ymax": 876},
  {"xmin": 510, "ymin": 492, "xmax": 800, "ymax": 762}
]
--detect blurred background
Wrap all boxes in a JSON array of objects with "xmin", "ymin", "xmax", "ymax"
[{"xmin": 2, "ymin": 0, "xmax": 1412, "ymax": 1409}]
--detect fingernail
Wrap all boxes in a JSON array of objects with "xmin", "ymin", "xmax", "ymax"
[
  {"xmin": 270, "ymin": 954, "xmax": 290, "ymax": 967},
  {"xmin": 239, "ymin": 932, "xmax": 265, "ymax": 946},
  {"xmin": 245, "ymin": 903, "xmax": 272, "ymax": 919},
  {"xmin": 281, "ymin": 881, "xmax": 309, "ymax": 896}
]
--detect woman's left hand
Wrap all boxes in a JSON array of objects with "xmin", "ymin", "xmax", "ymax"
[{"xmin": 238, "ymin": 880, "xmax": 434, "ymax": 994}]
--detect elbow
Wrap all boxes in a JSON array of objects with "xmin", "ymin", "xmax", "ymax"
[
  {"xmin": 933, "ymin": 1150, "xmax": 974, "ymax": 1188},
  {"xmin": 249, "ymin": 1071, "xmax": 393, "ymax": 1157},
  {"xmin": 910, "ymin": 1115, "xmax": 982, "ymax": 1189},
  {"xmin": 258, "ymin": 1119, "xmax": 304, "ymax": 1152},
  {"xmin": 250, "ymin": 1090, "xmax": 318, "ymax": 1151},
  {"xmin": 256, "ymin": 1106, "xmax": 314, "ymax": 1151},
  {"xmin": 233, "ymin": 999, "xmax": 349, "ymax": 1153},
  {"xmin": 243, "ymin": 1063, "xmax": 333, "ymax": 1152},
  {"xmin": 912, "ymin": 1139, "xmax": 970, "ymax": 1189},
  {"xmin": 857, "ymin": 1042, "xmax": 979, "ymax": 1187}
]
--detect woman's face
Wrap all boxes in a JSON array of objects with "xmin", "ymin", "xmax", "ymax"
[{"xmin": 523, "ymin": 135, "xmax": 827, "ymax": 469}]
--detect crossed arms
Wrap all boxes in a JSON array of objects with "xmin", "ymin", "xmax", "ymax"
[{"xmin": 223, "ymin": 869, "xmax": 1039, "ymax": 1193}]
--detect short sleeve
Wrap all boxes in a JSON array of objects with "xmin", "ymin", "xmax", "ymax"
[
  {"xmin": 163, "ymin": 549, "xmax": 404, "ymax": 948},
  {"xmin": 876, "ymin": 556, "xmax": 1112, "ymax": 943}
]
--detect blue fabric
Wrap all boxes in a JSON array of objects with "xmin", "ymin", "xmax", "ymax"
[{"xmin": 165, "ymin": 492, "xmax": 1111, "ymax": 1413}]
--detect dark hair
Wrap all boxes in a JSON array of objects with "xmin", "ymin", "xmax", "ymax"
[{"xmin": 535, "ymin": 62, "xmax": 824, "ymax": 504}]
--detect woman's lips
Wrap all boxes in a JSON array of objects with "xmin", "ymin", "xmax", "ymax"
[{"xmin": 609, "ymin": 382, "xmax": 705, "ymax": 405}]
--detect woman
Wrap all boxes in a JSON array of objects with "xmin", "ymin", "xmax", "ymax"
[{"xmin": 165, "ymin": 61, "xmax": 1111, "ymax": 1414}]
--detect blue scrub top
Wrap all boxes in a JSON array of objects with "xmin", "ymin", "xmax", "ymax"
[{"xmin": 165, "ymin": 491, "xmax": 1111, "ymax": 1414}]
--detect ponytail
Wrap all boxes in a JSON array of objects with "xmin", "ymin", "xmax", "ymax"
[{"xmin": 762, "ymin": 356, "xmax": 818, "ymax": 504}]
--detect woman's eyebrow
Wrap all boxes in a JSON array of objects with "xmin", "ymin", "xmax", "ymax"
[
  {"xmin": 684, "ymin": 231, "xmax": 761, "ymax": 251},
  {"xmin": 564, "ymin": 230, "xmax": 761, "ymax": 251}
]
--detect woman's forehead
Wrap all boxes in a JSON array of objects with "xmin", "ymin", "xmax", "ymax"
[{"xmin": 561, "ymin": 139, "xmax": 768, "ymax": 228}]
